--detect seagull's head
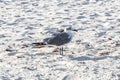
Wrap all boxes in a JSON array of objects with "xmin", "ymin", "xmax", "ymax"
[
  {"xmin": 66, "ymin": 26, "xmax": 72, "ymax": 31},
  {"xmin": 58, "ymin": 26, "xmax": 72, "ymax": 32},
  {"xmin": 66, "ymin": 26, "xmax": 72, "ymax": 30}
]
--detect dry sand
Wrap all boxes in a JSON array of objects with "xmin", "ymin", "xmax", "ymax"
[{"xmin": 0, "ymin": 0, "xmax": 120, "ymax": 80}]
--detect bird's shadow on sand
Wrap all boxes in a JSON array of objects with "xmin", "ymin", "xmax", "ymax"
[{"xmin": 68, "ymin": 55, "xmax": 120, "ymax": 61}]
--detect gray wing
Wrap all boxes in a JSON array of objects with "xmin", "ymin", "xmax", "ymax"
[{"xmin": 45, "ymin": 32, "xmax": 71, "ymax": 46}]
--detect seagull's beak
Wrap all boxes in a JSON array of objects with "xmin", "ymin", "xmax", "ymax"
[{"xmin": 71, "ymin": 29, "xmax": 78, "ymax": 32}]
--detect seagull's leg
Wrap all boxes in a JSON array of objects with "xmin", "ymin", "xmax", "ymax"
[
  {"xmin": 60, "ymin": 46, "xmax": 63, "ymax": 55},
  {"xmin": 60, "ymin": 47, "xmax": 61, "ymax": 55},
  {"xmin": 61, "ymin": 46, "xmax": 63, "ymax": 55},
  {"xmin": 59, "ymin": 46, "xmax": 64, "ymax": 55}
]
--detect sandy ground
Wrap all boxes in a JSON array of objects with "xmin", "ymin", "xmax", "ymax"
[{"xmin": 0, "ymin": 0, "xmax": 120, "ymax": 80}]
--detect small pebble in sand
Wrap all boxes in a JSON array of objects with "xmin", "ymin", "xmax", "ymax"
[{"xmin": 16, "ymin": 55, "xmax": 25, "ymax": 58}]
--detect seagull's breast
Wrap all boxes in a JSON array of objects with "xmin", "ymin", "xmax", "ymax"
[{"xmin": 67, "ymin": 31, "xmax": 72, "ymax": 39}]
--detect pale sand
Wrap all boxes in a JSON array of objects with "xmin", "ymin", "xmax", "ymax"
[{"xmin": 0, "ymin": 0, "xmax": 120, "ymax": 80}]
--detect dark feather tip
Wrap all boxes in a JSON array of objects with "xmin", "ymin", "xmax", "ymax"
[{"xmin": 32, "ymin": 42, "xmax": 46, "ymax": 45}]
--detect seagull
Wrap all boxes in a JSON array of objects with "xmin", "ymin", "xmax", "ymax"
[{"xmin": 32, "ymin": 27, "xmax": 73, "ymax": 55}]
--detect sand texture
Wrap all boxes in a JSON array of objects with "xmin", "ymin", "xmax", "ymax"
[{"xmin": 0, "ymin": 0, "xmax": 120, "ymax": 80}]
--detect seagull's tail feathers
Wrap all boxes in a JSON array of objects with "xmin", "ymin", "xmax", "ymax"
[
  {"xmin": 32, "ymin": 38, "xmax": 51, "ymax": 46},
  {"xmin": 32, "ymin": 42, "xmax": 47, "ymax": 46}
]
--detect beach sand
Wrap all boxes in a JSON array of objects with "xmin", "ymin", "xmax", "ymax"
[{"xmin": 0, "ymin": 0, "xmax": 120, "ymax": 80}]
